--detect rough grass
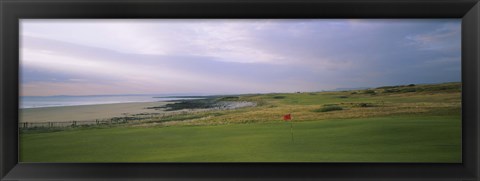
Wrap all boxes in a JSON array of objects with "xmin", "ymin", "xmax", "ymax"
[{"xmin": 19, "ymin": 82, "xmax": 462, "ymax": 162}]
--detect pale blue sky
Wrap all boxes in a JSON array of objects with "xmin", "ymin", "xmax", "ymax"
[{"xmin": 20, "ymin": 19, "xmax": 461, "ymax": 96}]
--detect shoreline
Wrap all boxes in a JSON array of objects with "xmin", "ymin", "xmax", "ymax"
[
  {"xmin": 21, "ymin": 100, "xmax": 169, "ymax": 109},
  {"xmin": 19, "ymin": 100, "xmax": 257, "ymax": 123},
  {"xmin": 20, "ymin": 101, "xmax": 172, "ymax": 123}
]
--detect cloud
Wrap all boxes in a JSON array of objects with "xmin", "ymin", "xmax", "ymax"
[
  {"xmin": 21, "ymin": 35, "xmax": 302, "ymax": 96},
  {"xmin": 20, "ymin": 19, "xmax": 461, "ymax": 96},
  {"xmin": 405, "ymin": 22, "xmax": 461, "ymax": 51}
]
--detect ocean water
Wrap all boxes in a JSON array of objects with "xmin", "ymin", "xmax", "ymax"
[{"xmin": 20, "ymin": 95, "xmax": 197, "ymax": 109}]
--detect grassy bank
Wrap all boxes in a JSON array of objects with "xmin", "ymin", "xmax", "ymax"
[{"xmin": 20, "ymin": 82, "xmax": 462, "ymax": 162}]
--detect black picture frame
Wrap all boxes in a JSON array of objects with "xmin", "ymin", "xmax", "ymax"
[{"xmin": 1, "ymin": 0, "xmax": 479, "ymax": 180}]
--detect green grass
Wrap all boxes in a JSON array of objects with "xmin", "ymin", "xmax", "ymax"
[
  {"xmin": 19, "ymin": 82, "xmax": 462, "ymax": 162},
  {"xmin": 20, "ymin": 114, "xmax": 461, "ymax": 162}
]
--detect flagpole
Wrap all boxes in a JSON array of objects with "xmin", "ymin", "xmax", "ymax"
[
  {"xmin": 283, "ymin": 113, "xmax": 294, "ymax": 144},
  {"xmin": 290, "ymin": 121, "xmax": 294, "ymax": 143}
]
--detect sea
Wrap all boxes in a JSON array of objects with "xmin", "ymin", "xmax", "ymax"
[{"xmin": 20, "ymin": 94, "xmax": 200, "ymax": 109}]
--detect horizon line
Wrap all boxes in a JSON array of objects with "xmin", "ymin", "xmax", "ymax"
[{"xmin": 20, "ymin": 81, "xmax": 461, "ymax": 97}]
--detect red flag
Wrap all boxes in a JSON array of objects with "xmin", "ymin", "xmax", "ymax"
[{"xmin": 283, "ymin": 114, "xmax": 292, "ymax": 121}]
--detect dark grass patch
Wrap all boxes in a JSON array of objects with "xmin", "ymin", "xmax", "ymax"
[
  {"xmin": 323, "ymin": 104, "xmax": 339, "ymax": 106},
  {"xmin": 218, "ymin": 96, "xmax": 240, "ymax": 101},
  {"xmin": 378, "ymin": 82, "xmax": 460, "ymax": 94},
  {"xmin": 338, "ymin": 96, "xmax": 349, "ymax": 99},
  {"xmin": 402, "ymin": 88, "xmax": 417, "ymax": 93},
  {"xmin": 363, "ymin": 90, "xmax": 376, "ymax": 94},
  {"xmin": 155, "ymin": 99, "xmax": 218, "ymax": 111},
  {"xmin": 272, "ymin": 96, "xmax": 286, "ymax": 99},
  {"xmin": 355, "ymin": 103, "xmax": 376, "ymax": 108},
  {"xmin": 313, "ymin": 105, "xmax": 344, "ymax": 112},
  {"xmin": 383, "ymin": 87, "xmax": 417, "ymax": 93}
]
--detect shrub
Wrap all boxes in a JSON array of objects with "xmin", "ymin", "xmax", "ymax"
[
  {"xmin": 350, "ymin": 92, "xmax": 358, "ymax": 94},
  {"xmin": 272, "ymin": 96, "xmax": 286, "ymax": 99},
  {"xmin": 408, "ymin": 84, "xmax": 416, "ymax": 87},
  {"xmin": 338, "ymin": 96, "xmax": 349, "ymax": 98}
]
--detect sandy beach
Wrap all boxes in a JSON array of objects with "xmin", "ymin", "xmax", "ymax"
[{"xmin": 20, "ymin": 101, "xmax": 170, "ymax": 123}]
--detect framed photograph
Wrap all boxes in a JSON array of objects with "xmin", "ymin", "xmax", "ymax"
[{"xmin": 1, "ymin": 0, "xmax": 479, "ymax": 180}]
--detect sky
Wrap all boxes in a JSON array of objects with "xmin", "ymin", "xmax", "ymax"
[{"xmin": 20, "ymin": 19, "xmax": 461, "ymax": 96}]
